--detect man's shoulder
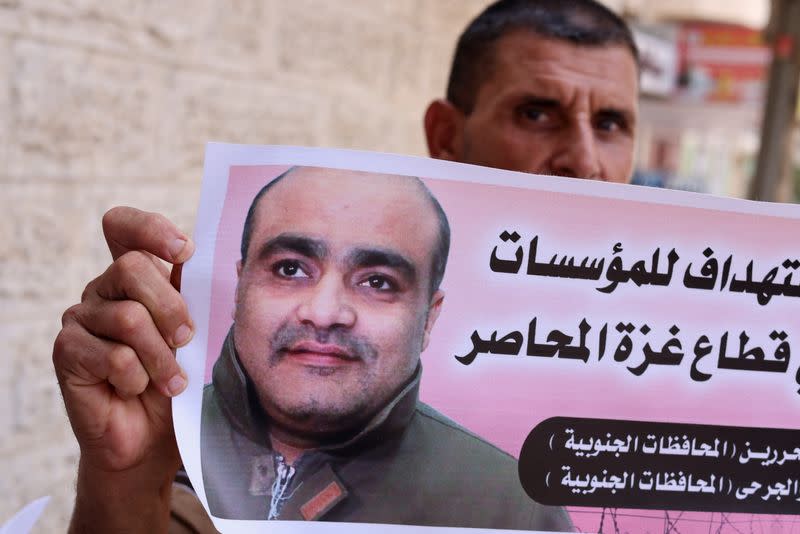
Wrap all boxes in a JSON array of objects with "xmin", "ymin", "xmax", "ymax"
[
  {"xmin": 408, "ymin": 402, "xmax": 517, "ymax": 468},
  {"xmin": 388, "ymin": 402, "xmax": 572, "ymax": 531},
  {"xmin": 413, "ymin": 402, "xmax": 514, "ymax": 454}
]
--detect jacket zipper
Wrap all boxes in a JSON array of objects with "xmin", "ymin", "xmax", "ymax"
[{"xmin": 267, "ymin": 454, "xmax": 296, "ymax": 520}]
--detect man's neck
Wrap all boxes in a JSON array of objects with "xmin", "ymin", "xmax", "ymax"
[
  {"xmin": 269, "ymin": 432, "xmax": 314, "ymax": 465},
  {"xmin": 267, "ymin": 420, "xmax": 371, "ymax": 465}
]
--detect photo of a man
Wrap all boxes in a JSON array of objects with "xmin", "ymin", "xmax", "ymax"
[{"xmin": 201, "ymin": 165, "xmax": 571, "ymax": 530}]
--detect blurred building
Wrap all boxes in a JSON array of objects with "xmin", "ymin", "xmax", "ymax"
[
  {"xmin": 623, "ymin": 10, "xmax": 774, "ymax": 198},
  {"xmin": 604, "ymin": 0, "xmax": 800, "ymax": 202}
]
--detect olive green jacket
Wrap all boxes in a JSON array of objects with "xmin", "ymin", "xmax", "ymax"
[{"xmin": 197, "ymin": 331, "xmax": 572, "ymax": 531}]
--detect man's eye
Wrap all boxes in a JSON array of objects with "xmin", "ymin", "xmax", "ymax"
[
  {"xmin": 595, "ymin": 115, "xmax": 626, "ymax": 133},
  {"xmin": 358, "ymin": 275, "xmax": 396, "ymax": 292},
  {"xmin": 521, "ymin": 107, "xmax": 548, "ymax": 123},
  {"xmin": 273, "ymin": 260, "xmax": 309, "ymax": 279}
]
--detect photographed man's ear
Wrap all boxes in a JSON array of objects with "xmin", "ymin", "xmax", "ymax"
[
  {"xmin": 421, "ymin": 290, "xmax": 445, "ymax": 352},
  {"xmin": 424, "ymin": 99, "xmax": 465, "ymax": 162}
]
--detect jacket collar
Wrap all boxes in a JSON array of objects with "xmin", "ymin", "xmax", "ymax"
[{"xmin": 212, "ymin": 327, "xmax": 421, "ymax": 451}]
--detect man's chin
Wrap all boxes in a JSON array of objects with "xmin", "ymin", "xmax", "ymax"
[
  {"xmin": 256, "ymin": 360, "xmax": 379, "ymax": 437},
  {"xmin": 268, "ymin": 396, "xmax": 373, "ymax": 439}
]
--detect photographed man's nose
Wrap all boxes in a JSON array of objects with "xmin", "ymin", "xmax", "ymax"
[
  {"xmin": 549, "ymin": 124, "xmax": 601, "ymax": 180},
  {"xmin": 295, "ymin": 276, "xmax": 356, "ymax": 329}
]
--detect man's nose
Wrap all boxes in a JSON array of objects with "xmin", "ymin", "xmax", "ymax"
[
  {"xmin": 295, "ymin": 276, "xmax": 356, "ymax": 329},
  {"xmin": 549, "ymin": 122, "xmax": 602, "ymax": 180}
]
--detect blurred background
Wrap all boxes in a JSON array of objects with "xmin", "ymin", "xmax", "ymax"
[{"xmin": 1, "ymin": 0, "xmax": 798, "ymax": 531}]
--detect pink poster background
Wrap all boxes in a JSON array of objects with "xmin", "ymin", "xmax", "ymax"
[{"xmin": 205, "ymin": 164, "xmax": 800, "ymax": 533}]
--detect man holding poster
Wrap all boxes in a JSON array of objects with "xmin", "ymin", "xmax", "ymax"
[
  {"xmin": 53, "ymin": 0, "xmax": 641, "ymax": 531},
  {"xmin": 198, "ymin": 165, "xmax": 570, "ymax": 529}
]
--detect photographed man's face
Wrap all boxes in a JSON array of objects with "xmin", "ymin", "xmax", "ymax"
[
  {"xmin": 233, "ymin": 168, "xmax": 444, "ymax": 439},
  {"xmin": 427, "ymin": 31, "xmax": 639, "ymax": 182}
]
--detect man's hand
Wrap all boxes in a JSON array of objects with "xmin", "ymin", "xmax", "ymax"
[{"xmin": 53, "ymin": 207, "xmax": 196, "ymax": 532}]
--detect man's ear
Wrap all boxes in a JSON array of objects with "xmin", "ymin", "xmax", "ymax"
[
  {"xmin": 421, "ymin": 290, "xmax": 445, "ymax": 352},
  {"xmin": 233, "ymin": 260, "xmax": 243, "ymax": 319},
  {"xmin": 423, "ymin": 99, "xmax": 464, "ymax": 162}
]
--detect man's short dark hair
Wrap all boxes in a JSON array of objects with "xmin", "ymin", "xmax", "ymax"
[
  {"xmin": 447, "ymin": 0, "xmax": 639, "ymax": 113},
  {"xmin": 240, "ymin": 167, "xmax": 451, "ymax": 296}
]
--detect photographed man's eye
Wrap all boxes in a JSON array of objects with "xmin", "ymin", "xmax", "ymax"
[
  {"xmin": 273, "ymin": 260, "xmax": 308, "ymax": 278},
  {"xmin": 359, "ymin": 274, "xmax": 395, "ymax": 291}
]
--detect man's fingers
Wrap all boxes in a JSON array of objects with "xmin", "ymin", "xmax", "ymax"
[
  {"xmin": 106, "ymin": 343, "xmax": 152, "ymax": 399},
  {"xmin": 92, "ymin": 251, "xmax": 195, "ymax": 349},
  {"xmin": 103, "ymin": 206, "xmax": 195, "ymax": 264},
  {"xmin": 74, "ymin": 299, "xmax": 187, "ymax": 398},
  {"xmin": 54, "ymin": 320, "xmax": 150, "ymax": 400},
  {"xmin": 170, "ymin": 262, "xmax": 183, "ymax": 292}
]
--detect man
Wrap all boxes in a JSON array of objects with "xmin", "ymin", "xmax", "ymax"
[
  {"xmin": 199, "ymin": 166, "xmax": 568, "ymax": 528},
  {"xmin": 424, "ymin": 0, "xmax": 637, "ymax": 180},
  {"xmin": 53, "ymin": 0, "xmax": 639, "ymax": 532}
]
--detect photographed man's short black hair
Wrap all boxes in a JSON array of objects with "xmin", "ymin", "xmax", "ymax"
[
  {"xmin": 239, "ymin": 167, "xmax": 451, "ymax": 296},
  {"xmin": 447, "ymin": 0, "xmax": 639, "ymax": 113}
]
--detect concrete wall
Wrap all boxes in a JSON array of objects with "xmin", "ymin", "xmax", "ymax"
[{"xmin": 0, "ymin": 1, "xmax": 492, "ymax": 530}]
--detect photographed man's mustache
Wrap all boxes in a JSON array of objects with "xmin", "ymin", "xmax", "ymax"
[{"xmin": 270, "ymin": 323, "xmax": 378, "ymax": 363}]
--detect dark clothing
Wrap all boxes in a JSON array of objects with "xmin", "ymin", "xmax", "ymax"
[
  {"xmin": 198, "ymin": 331, "xmax": 572, "ymax": 530},
  {"xmin": 170, "ymin": 483, "xmax": 218, "ymax": 534}
]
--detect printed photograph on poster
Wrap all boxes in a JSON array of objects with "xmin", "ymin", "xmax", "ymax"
[{"xmin": 175, "ymin": 143, "xmax": 800, "ymax": 533}]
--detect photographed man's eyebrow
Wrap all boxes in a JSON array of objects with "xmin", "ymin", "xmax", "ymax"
[
  {"xmin": 256, "ymin": 233, "xmax": 328, "ymax": 261},
  {"xmin": 347, "ymin": 248, "xmax": 417, "ymax": 284}
]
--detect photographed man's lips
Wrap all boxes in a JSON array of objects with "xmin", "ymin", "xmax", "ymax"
[{"xmin": 283, "ymin": 341, "xmax": 359, "ymax": 367}]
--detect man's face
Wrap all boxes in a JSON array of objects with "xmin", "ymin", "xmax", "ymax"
[
  {"xmin": 233, "ymin": 168, "xmax": 443, "ymax": 439},
  {"xmin": 426, "ymin": 31, "xmax": 639, "ymax": 182}
]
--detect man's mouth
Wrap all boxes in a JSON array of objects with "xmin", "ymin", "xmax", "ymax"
[{"xmin": 282, "ymin": 340, "xmax": 360, "ymax": 367}]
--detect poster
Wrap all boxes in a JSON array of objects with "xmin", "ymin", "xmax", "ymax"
[{"xmin": 176, "ymin": 143, "xmax": 800, "ymax": 533}]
